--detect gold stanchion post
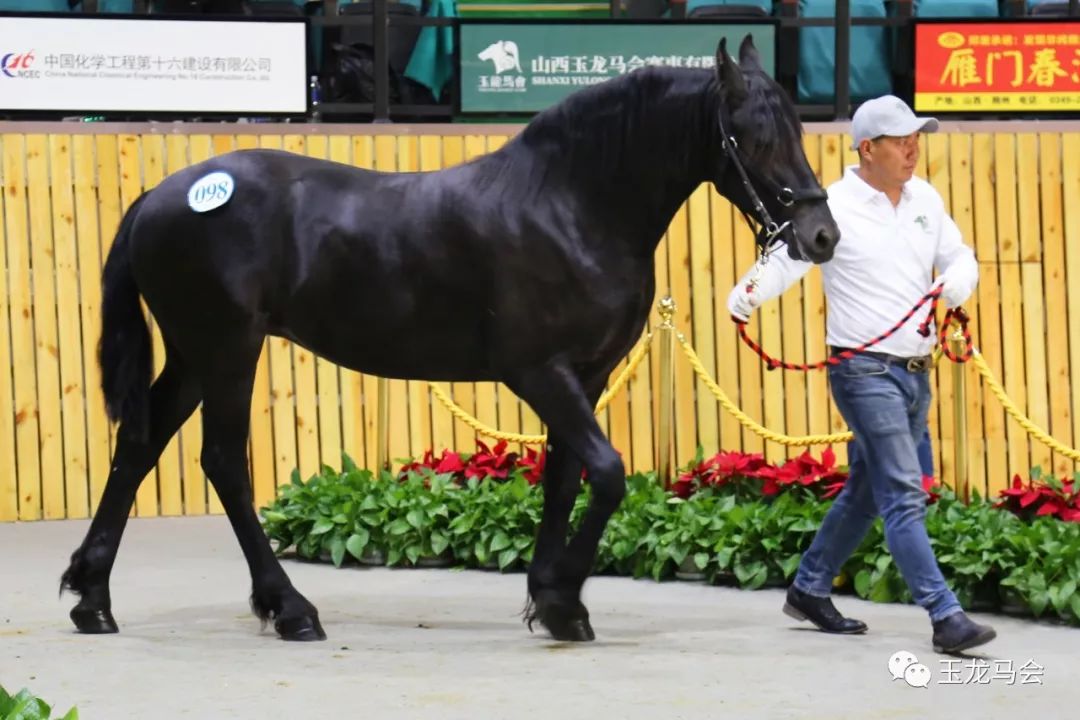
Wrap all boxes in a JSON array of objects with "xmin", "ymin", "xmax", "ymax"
[
  {"xmin": 376, "ymin": 376, "xmax": 390, "ymax": 472},
  {"xmin": 950, "ymin": 325, "xmax": 969, "ymax": 504},
  {"xmin": 656, "ymin": 295, "xmax": 676, "ymax": 489}
]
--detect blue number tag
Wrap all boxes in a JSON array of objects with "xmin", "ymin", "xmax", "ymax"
[{"xmin": 187, "ymin": 171, "xmax": 235, "ymax": 213}]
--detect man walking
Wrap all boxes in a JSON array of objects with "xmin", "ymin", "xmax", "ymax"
[{"xmin": 727, "ymin": 95, "xmax": 996, "ymax": 654}]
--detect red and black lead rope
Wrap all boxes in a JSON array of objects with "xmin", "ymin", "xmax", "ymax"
[{"xmin": 732, "ymin": 285, "xmax": 974, "ymax": 371}]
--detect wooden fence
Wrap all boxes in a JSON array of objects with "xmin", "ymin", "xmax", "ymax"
[{"xmin": 1, "ymin": 121, "xmax": 1078, "ymax": 523}]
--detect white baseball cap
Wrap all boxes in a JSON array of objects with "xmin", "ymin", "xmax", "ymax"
[{"xmin": 850, "ymin": 95, "xmax": 939, "ymax": 150}]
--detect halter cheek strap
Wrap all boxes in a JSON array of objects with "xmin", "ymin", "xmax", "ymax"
[{"xmin": 716, "ymin": 107, "xmax": 828, "ymax": 257}]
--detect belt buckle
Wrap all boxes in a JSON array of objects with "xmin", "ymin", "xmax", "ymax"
[{"xmin": 906, "ymin": 356, "xmax": 930, "ymax": 373}]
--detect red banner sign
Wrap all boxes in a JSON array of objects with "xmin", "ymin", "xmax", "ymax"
[{"xmin": 914, "ymin": 21, "xmax": 1080, "ymax": 111}]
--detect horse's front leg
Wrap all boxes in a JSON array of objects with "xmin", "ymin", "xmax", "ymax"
[
  {"xmin": 510, "ymin": 365, "xmax": 625, "ymax": 642},
  {"xmin": 523, "ymin": 436, "xmax": 586, "ymax": 638}
]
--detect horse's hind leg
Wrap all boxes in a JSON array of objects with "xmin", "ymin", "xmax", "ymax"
[
  {"xmin": 61, "ymin": 353, "xmax": 201, "ymax": 633},
  {"xmin": 508, "ymin": 365, "xmax": 625, "ymax": 642},
  {"xmin": 198, "ymin": 344, "xmax": 325, "ymax": 641}
]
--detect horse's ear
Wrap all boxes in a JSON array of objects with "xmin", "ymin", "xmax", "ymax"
[
  {"xmin": 715, "ymin": 37, "xmax": 748, "ymax": 107},
  {"xmin": 738, "ymin": 34, "xmax": 763, "ymax": 72}
]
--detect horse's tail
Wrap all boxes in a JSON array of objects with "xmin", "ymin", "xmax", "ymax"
[{"xmin": 99, "ymin": 191, "xmax": 153, "ymax": 441}]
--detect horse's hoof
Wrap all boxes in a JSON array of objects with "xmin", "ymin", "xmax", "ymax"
[
  {"xmin": 276, "ymin": 615, "xmax": 327, "ymax": 641},
  {"xmin": 536, "ymin": 601, "xmax": 595, "ymax": 642},
  {"xmin": 71, "ymin": 606, "xmax": 118, "ymax": 634},
  {"xmin": 548, "ymin": 616, "xmax": 595, "ymax": 642}
]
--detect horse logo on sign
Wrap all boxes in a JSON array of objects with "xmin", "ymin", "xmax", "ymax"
[{"xmin": 478, "ymin": 40, "xmax": 522, "ymax": 75}]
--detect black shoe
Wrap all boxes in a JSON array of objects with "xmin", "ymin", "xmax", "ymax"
[
  {"xmin": 932, "ymin": 611, "xmax": 996, "ymax": 654},
  {"xmin": 782, "ymin": 586, "xmax": 868, "ymax": 634}
]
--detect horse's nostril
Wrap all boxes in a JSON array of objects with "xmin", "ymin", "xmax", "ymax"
[
  {"xmin": 816, "ymin": 229, "xmax": 838, "ymax": 248},
  {"xmin": 808, "ymin": 229, "xmax": 838, "ymax": 261}
]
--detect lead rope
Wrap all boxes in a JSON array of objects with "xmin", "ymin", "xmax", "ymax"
[{"xmin": 733, "ymin": 285, "xmax": 972, "ymax": 371}]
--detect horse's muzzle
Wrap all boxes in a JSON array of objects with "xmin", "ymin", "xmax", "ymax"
[{"xmin": 795, "ymin": 225, "xmax": 838, "ymax": 263}]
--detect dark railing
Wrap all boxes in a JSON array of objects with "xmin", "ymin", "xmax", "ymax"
[
  {"xmin": 307, "ymin": 0, "xmax": 1079, "ymax": 123},
  {"xmin": 311, "ymin": 0, "xmax": 870, "ymax": 121},
  {"xmin": 8, "ymin": 0, "xmax": 1080, "ymax": 123}
]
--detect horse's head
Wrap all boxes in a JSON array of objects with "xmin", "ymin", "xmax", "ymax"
[{"xmin": 710, "ymin": 35, "xmax": 839, "ymax": 263}]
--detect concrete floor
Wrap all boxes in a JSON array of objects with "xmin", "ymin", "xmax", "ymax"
[{"xmin": 1, "ymin": 515, "xmax": 1076, "ymax": 719}]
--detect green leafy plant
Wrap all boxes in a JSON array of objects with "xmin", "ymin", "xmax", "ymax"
[
  {"xmin": 259, "ymin": 460, "xmax": 390, "ymax": 567},
  {"xmin": 365, "ymin": 469, "xmax": 460, "ymax": 567},
  {"xmin": 647, "ymin": 490, "xmax": 729, "ymax": 582},
  {"xmin": 0, "ymin": 685, "xmax": 77, "ymax": 720},
  {"xmin": 455, "ymin": 473, "xmax": 543, "ymax": 571},
  {"xmin": 996, "ymin": 518, "xmax": 1080, "ymax": 621},
  {"xmin": 596, "ymin": 472, "xmax": 673, "ymax": 578},
  {"xmin": 259, "ymin": 449, "xmax": 1080, "ymax": 627}
]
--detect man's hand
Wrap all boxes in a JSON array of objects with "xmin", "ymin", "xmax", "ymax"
[
  {"xmin": 727, "ymin": 283, "xmax": 761, "ymax": 322},
  {"xmin": 935, "ymin": 272, "xmax": 969, "ymax": 309}
]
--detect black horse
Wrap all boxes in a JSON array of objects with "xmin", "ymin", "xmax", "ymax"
[{"xmin": 60, "ymin": 35, "xmax": 839, "ymax": 643}]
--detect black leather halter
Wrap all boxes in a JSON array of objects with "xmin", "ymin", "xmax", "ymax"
[{"xmin": 717, "ymin": 108, "xmax": 829, "ymax": 257}]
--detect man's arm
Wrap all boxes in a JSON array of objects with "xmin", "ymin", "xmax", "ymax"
[
  {"xmin": 726, "ymin": 247, "xmax": 814, "ymax": 320},
  {"xmin": 933, "ymin": 212, "xmax": 978, "ymax": 308}
]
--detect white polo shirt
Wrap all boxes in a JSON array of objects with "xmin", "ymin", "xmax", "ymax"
[{"xmin": 735, "ymin": 166, "xmax": 979, "ymax": 358}]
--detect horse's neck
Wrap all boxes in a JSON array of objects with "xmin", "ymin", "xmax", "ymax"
[
  {"xmin": 511, "ymin": 71, "xmax": 717, "ymax": 255},
  {"xmin": 579, "ymin": 76, "xmax": 716, "ymax": 252}
]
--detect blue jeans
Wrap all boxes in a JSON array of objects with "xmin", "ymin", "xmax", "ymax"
[
  {"xmin": 849, "ymin": 427, "xmax": 934, "ymax": 477},
  {"xmin": 793, "ymin": 354, "xmax": 962, "ymax": 623}
]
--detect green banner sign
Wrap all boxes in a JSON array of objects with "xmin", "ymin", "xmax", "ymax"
[{"xmin": 456, "ymin": 20, "xmax": 777, "ymax": 114}]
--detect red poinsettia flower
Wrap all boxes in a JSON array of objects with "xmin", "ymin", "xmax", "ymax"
[
  {"xmin": 759, "ymin": 474, "xmax": 781, "ymax": 497},
  {"xmin": 517, "ymin": 446, "xmax": 546, "ymax": 485},
  {"xmin": 996, "ymin": 473, "xmax": 1042, "ymax": 508},
  {"xmin": 435, "ymin": 450, "xmax": 466, "ymax": 475},
  {"xmin": 755, "ymin": 461, "xmax": 802, "ymax": 491},
  {"xmin": 1061, "ymin": 507, "xmax": 1080, "ymax": 523},
  {"xmin": 397, "ymin": 440, "xmax": 547, "ymax": 486},
  {"xmin": 673, "ymin": 455, "xmax": 718, "ymax": 497},
  {"xmin": 820, "ymin": 476, "xmax": 847, "ymax": 499},
  {"xmin": 1036, "ymin": 501, "xmax": 1064, "ymax": 517},
  {"xmin": 672, "ymin": 450, "xmax": 771, "ymax": 497},
  {"xmin": 397, "ymin": 449, "xmax": 437, "ymax": 476},
  {"xmin": 921, "ymin": 475, "xmax": 941, "ymax": 504},
  {"xmin": 398, "ymin": 443, "xmax": 1079, "ymax": 525},
  {"xmin": 993, "ymin": 471, "xmax": 1080, "ymax": 522},
  {"xmin": 711, "ymin": 450, "xmax": 769, "ymax": 481},
  {"xmin": 670, "ymin": 476, "xmax": 695, "ymax": 499},
  {"xmin": 462, "ymin": 439, "xmax": 517, "ymax": 481},
  {"xmin": 789, "ymin": 447, "xmax": 839, "ymax": 485}
]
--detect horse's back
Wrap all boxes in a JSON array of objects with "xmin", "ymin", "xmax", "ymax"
[
  {"xmin": 122, "ymin": 147, "xmax": 494, "ymax": 373},
  {"xmin": 120, "ymin": 143, "xmax": 653, "ymax": 383}
]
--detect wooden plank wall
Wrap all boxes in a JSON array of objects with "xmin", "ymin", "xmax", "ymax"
[{"xmin": 0, "ymin": 124, "xmax": 1077, "ymax": 522}]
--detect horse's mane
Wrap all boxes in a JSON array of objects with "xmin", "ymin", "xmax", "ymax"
[
  {"xmin": 478, "ymin": 63, "xmax": 800, "ymax": 205},
  {"xmin": 733, "ymin": 66, "xmax": 804, "ymax": 169},
  {"xmin": 499, "ymin": 66, "xmax": 722, "ymax": 197}
]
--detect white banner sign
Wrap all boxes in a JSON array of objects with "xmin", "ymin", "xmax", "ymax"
[{"xmin": 0, "ymin": 15, "xmax": 308, "ymax": 113}]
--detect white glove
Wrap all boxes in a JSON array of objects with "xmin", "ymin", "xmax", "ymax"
[
  {"xmin": 935, "ymin": 272, "xmax": 968, "ymax": 308},
  {"xmin": 727, "ymin": 282, "xmax": 761, "ymax": 322}
]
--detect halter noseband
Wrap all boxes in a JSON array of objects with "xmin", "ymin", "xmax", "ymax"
[{"xmin": 717, "ymin": 108, "xmax": 828, "ymax": 258}]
